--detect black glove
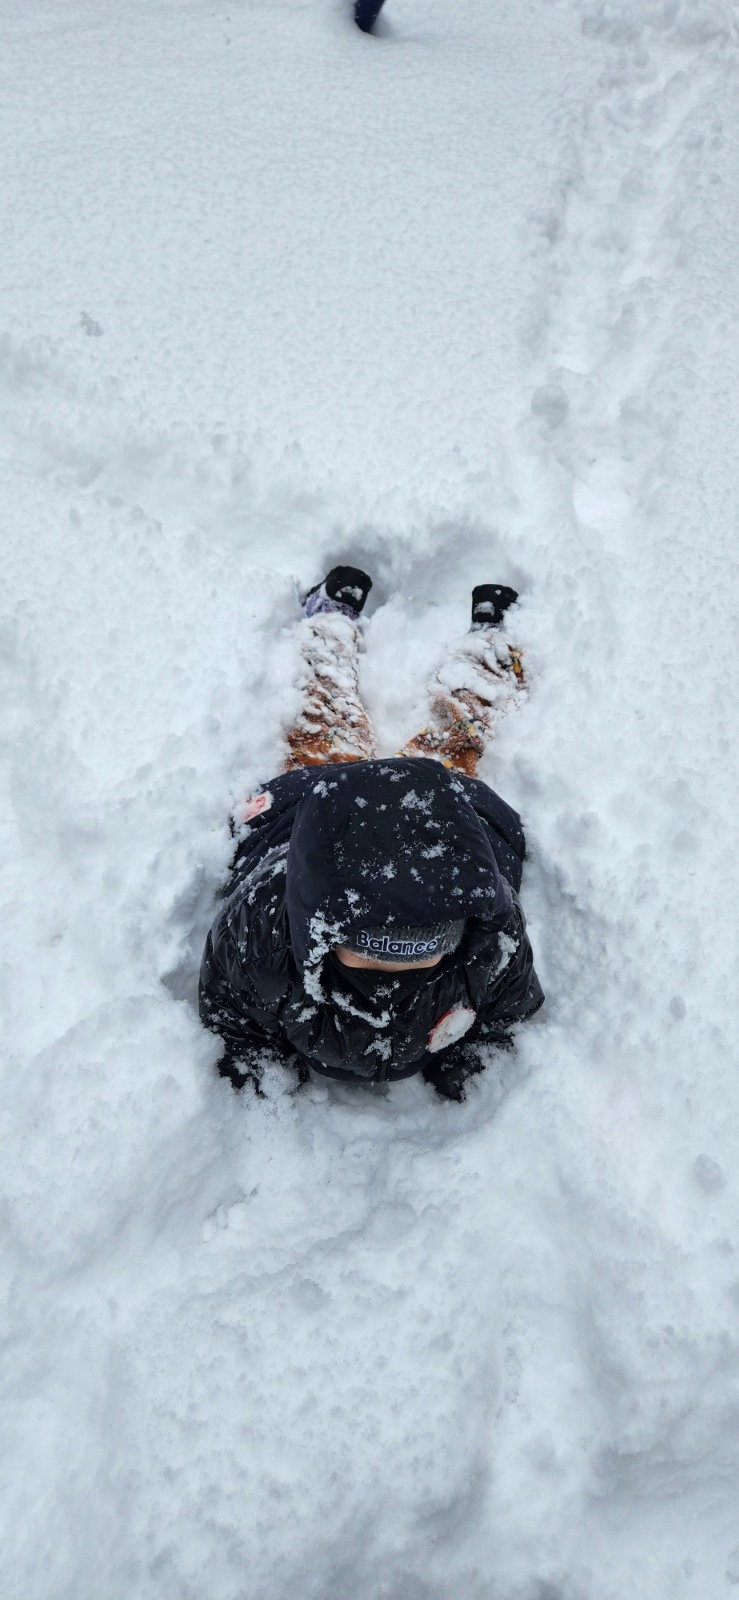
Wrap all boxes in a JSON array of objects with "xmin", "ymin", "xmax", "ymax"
[
  {"xmin": 216, "ymin": 1043, "xmax": 310, "ymax": 1095},
  {"xmin": 422, "ymin": 1042, "xmax": 486, "ymax": 1103},
  {"xmin": 217, "ymin": 1049, "xmax": 265, "ymax": 1094}
]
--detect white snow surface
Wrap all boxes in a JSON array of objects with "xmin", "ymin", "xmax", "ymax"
[{"xmin": 2, "ymin": 0, "xmax": 739, "ymax": 1595}]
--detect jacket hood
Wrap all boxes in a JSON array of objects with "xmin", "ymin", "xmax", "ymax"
[{"xmin": 285, "ymin": 758, "xmax": 511, "ymax": 992}]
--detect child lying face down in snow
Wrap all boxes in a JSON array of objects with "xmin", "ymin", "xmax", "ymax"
[{"xmin": 199, "ymin": 567, "xmax": 543, "ymax": 1101}]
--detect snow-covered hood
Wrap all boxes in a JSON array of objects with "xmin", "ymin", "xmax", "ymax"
[{"xmin": 285, "ymin": 757, "xmax": 511, "ymax": 985}]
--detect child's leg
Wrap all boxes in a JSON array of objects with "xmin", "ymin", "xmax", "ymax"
[
  {"xmin": 400, "ymin": 593, "xmax": 525, "ymax": 778},
  {"xmin": 284, "ymin": 568, "xmax": 377, "ymax": 768}
]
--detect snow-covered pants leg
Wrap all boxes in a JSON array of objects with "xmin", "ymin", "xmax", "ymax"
[
  {"xmin": 400, "ymin": 628, "xmax": 525, "ymax": 777},
  {"xmin": 285, "ymin": 610, "xmax": 377, "ymax": 768}
]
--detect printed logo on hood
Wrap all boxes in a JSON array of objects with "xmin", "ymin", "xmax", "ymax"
[{"xmin": 357, "ymin": 931, "xmax": 439, "ymax": 958}]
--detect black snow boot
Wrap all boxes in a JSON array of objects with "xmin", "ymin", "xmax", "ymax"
[
  {"xmin": 354, "ymin": 0, "xmax": 386, "ymax": 33},
  {"xmin": 471, "ymin": 584, "xmax": 518, "ymax": 630},
  {"xmin": 305, "ymin": 564, "xmax": 373, "ymax": 619}
]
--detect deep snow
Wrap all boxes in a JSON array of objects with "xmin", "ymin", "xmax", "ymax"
[{"xmin": 2, "ymin": 1, "xmax": 739, "ymax": 1596}]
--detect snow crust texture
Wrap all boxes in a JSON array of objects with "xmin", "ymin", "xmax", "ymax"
[{"xmin": 2, "ymin": 0, "xmax": 739, "ymax": 1596}]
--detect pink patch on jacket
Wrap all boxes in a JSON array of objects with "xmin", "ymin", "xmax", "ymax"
[
  {"xmin": 427, "ymin": 1005, "xmax": 476, "ymax": 1053},
  {"xmin": 237, "ymin": 790, "xmax": 273, "ymax": 826}
]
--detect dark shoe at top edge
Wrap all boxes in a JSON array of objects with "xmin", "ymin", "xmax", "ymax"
[
  {"xmin": 305, "ymin": 564, "xmax": 373, "ymax": 619},
  {"xmin": 471, "ymin": 584, "xmax": 518, "ymax": 629}
]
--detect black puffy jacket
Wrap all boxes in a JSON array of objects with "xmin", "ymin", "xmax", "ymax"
[{"xmin": 199, "ymin": 758, "xmax": 543, "ymax": 1083}]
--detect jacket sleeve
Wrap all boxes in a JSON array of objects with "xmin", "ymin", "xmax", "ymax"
[
  {"xmin": 477, "ymin": 899, "xmax": 544, "ymax": 1039},
  {"xmin": 199, "ymin": 919, "xmax": 294, "ymax": 1063}
]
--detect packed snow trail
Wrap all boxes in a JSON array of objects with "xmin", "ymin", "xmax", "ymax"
[{"xmin": 2, "ymin": 2, "xmax": 739, "ymax": 1598}]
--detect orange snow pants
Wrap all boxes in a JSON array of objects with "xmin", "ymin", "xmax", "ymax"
[{"xmin": 284, "ymin": 610, "xmax": 525, "ymax": 779}]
